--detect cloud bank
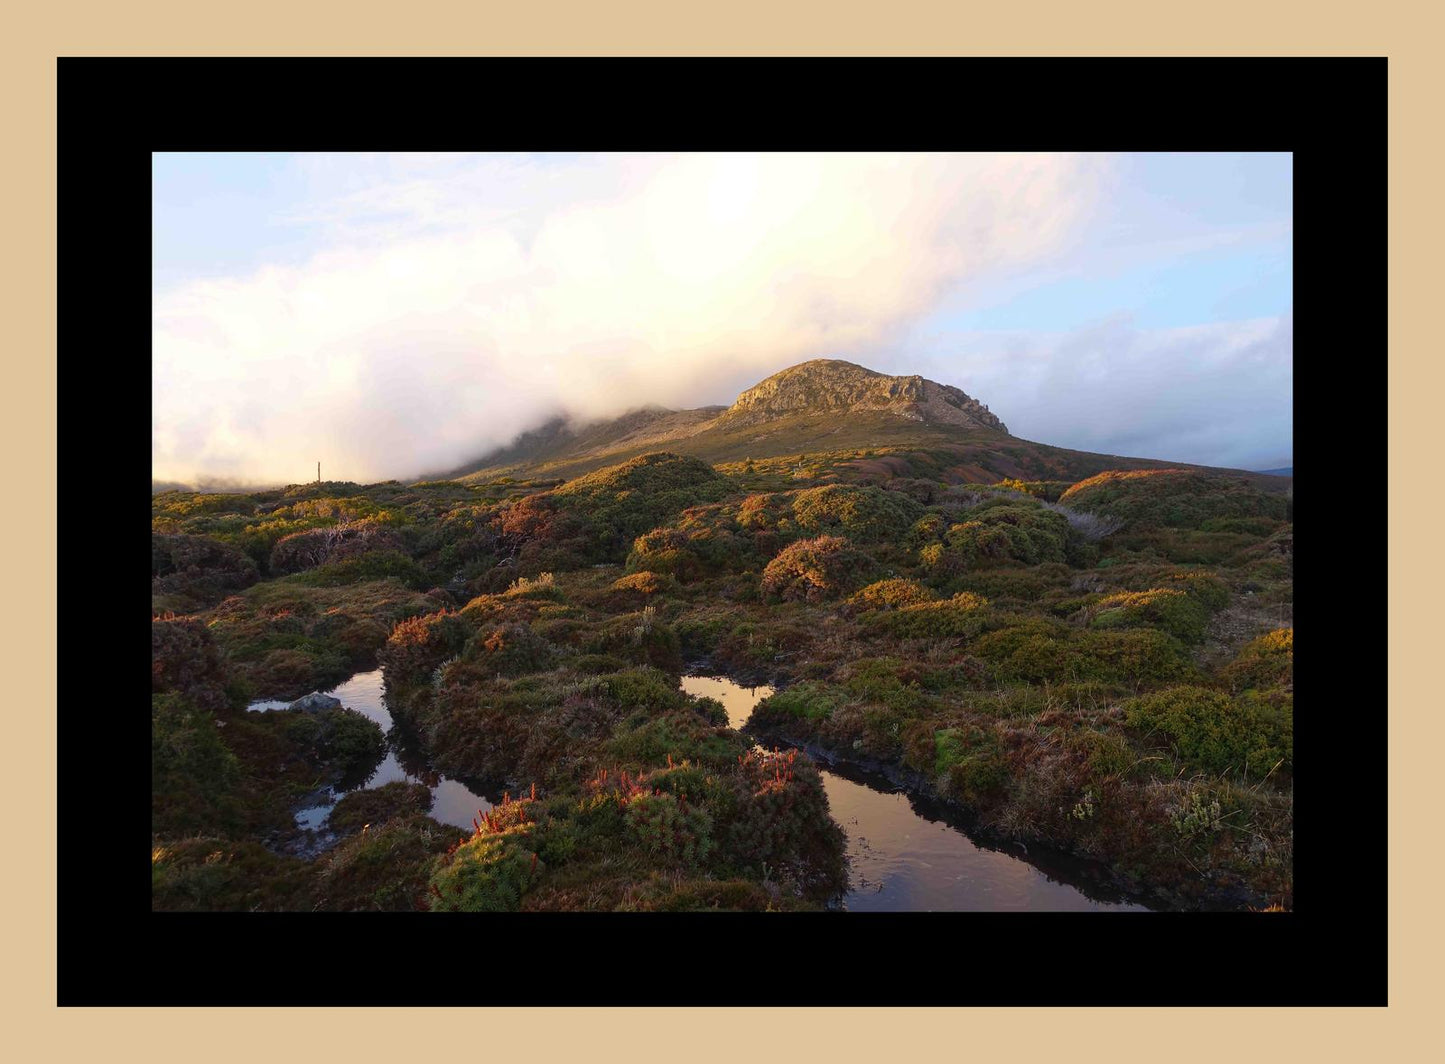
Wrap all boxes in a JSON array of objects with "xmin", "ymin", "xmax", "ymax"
[
  {"xmin": 907, "ymin": 312, "xmax": 1293, "ymax": 471},
  {"xmin": 152, "ymin": 152, "xmax": 1108, "ymax": 485}
]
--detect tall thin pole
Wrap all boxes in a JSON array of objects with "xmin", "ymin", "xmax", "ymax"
[{"xmin": 317, "ymin": 461, "xmax": 320, "ymax": 484}]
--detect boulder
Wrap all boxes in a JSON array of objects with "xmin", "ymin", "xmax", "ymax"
[{"xmin": 288, "ymin": 692, "xmax": 343, "ymax": 713}]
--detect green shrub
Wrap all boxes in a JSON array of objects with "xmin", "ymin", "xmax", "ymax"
[
  {"xmin": 950, "ymin": 564, "xmax": 1074, "ymax": 605},
  {"xmin": 280, "ymin": 707, "xmax": 386, "ymax": 775},
  {"xmin": 922, "ymin": 503, "xmax": 1072, "ymax": 573},
  {"xmin": 626, "ymin": 531, "xmax": 706, "ymax": 580},
  {"xmin": 1072, "ymin": 729, "xmax": 1137, "ymax": 783},
  {"xmin": 973, "ymin": 623, "xmax": 1193, "ymax": 685},
  {"xmin": 868, "ymin": 592, "xmax": 991, "ymax": 638},
  {"xmin": 846, "ymin": 578, "xmax": 938, "ymax": 612},
  {"xmin": 1163, "ymin": 569, "xmax": 1231, "ymax": 611},
  {"xmin": 471, "ymin": 623, "xmax": 557, "ymax": 677},
  {"xmin": 1199, "ymin": 515, "xmax": 1282, "ymax": 536},
  {"xmin": 610, "ymin": 570, "xmax": 676, "ymax": 597},
  {"xmin": 751, "ymin": 683, "xmax": 840, "ymax": 727},
  {"xmin": 270, "ymin": 520, "xmax": 406, "ymax": 575},
  {"xmin": 1125, "ymin": 528, "xmax": 1261, "ymax": 565},
  {"xmin": 291, "ymin": 550, "xmax": 430, "ymax": 590},
  {"xmin": 316, "ymin": 814, "xmax": 462, "ymax": 911},
  {"xmin": 932, "ymin": 727, "xmax": 1009, "ymax": 805},
  {"xmin": 152, "ymin": 533, "xmax": 260, "ymax": 608},
  {"xmin": 1123, "ymin": 685, "xmax": 1292, "ymax": 778},
  {"xmin": 719, "ymin": 750, "xmax": 847, "ymax": 896},
  {"xmin": 526, "ymin": 452, "xmax": 733, "ymax": 563},
  {"xmin": 570, "ymin": 653, "xmax": 629, "ymax": 675},
  {"xmin": 625, "ymin": 502, "xmax": 767, "ymax": 581},
  {"xmin": 152, "ymin": 838, "xmax": 314, "ymax": 912},
  {"xmin": 378, "ymin": 610, "xmax": 472, "ymax": 688},
  {"xmin": 689, "ymin": 696, "xmax": 729, "ymax": 727},
  {"xmin": 605, "ymin": 709, "xmax": 747, "ymax": 769},
  {"xmin": 788, "ymin": 484, "xmax": 925, "ymax": 542},
  {"xmin": 152, "ymin": 491, "xmax": 261, "ymax": 519},
  {"xmin": 1072, "ymin": 628, "xmax": 1195, "ymax": 685},
  {"xmin": 970, "ymin": 621, "xmax": 1075, "ymax": 683},
  {"xmin": 760, "ymin": 535, "xmax": 869, "ymax": 602},
  {"xmin": 993, "ymin": 478, "xmax": 1071, "ymax": 501},
  {"xmin": 1087, "ymin": 587, "xmax": 1212, "ymax": 643},
  {"xmin": 500, "ymin": 571, "xmax": 567, "ymax": 601},
  {"xmin": 1059, "ymin": 469, "xmax": 1288, "ymax": 530},
  {"xmin": 427, "ymin": 829, "xmax": 543, "ymax": 912},
  {"xmin": 152, "ymin": 617, "xmax": 233, "ymax": 713},
  {"xmin": 1224, "ymin": 628, "xmax": 1293, "ymax": 692},
  {"xmin": 601, "ymin": 666, "xmax": 687, "ymax": 711},
  {"xmin": 906, "ymin": 513, "xmax": 947, "ymax": 548},
  {"xmin": 152, "ymin": 694, "xmax": 240, "ymax": 835},
  {"xmin": 584, "ymin": 609, "xmax": 683, "ymax": 672},
  {"xmin": 327, "ymin": 709, "xmax": 388, "ymax": 768},
  {"xmin": 625, "ymin": 791, "xmax": 715, "ymax": 867},
  {"xmin": 841, "ymin": 658, "xmax": 931, "ymax": 713}
]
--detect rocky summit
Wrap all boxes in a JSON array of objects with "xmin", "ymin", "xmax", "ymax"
[{"xmin": 717, "ymin": 359, "xmax": 1007, "ymax": 433}]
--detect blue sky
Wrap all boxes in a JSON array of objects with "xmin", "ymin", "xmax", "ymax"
[
  {"xmin": 152, "ymin": 153, "xmax": 309, "ymax": 289},
  {"xmin": 929, "ymin": 242, "xmax": 1290, "ymax": 333},
  {"xmin": 153, "ymin": 152, "xmax": 1292, "ymax": 483}
]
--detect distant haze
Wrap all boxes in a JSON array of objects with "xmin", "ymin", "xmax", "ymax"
[{"xmin": 153, "ymin": 152, "xmax": 1292, "ymax": 484}]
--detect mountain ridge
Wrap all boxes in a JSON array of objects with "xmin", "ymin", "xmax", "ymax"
[
  {"xmin": 443, "ymin": 358, "xmax": 1016, "ymax": 482},
  {"xmin": 438, "ymin": 358, "xmax": 1281, "ymax": 491}
]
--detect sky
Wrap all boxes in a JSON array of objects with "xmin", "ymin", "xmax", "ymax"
[{"xmin": 152, "ymin": 152, "xmax": 1292, "ymax": 485}]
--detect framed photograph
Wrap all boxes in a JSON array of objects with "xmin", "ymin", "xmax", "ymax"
[{"xmin": 60, "ymin": 57, "xmax": 1384, "ymax": 1006}]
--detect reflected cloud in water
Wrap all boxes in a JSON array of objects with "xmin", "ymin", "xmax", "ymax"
[{"xmin": 249, "ymin": 669, "xmax": 494, "ymax": 834}]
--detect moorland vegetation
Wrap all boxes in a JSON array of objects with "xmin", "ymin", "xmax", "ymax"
[{"xmin": 153, "ymin": 451, "xmax": 1292, "ymax": 911}]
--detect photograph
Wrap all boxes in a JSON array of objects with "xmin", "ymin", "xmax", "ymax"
[
  {"xmin": 0, "ymin": 0, "xmax": 1431, "ymax": 1044},
  {"xmin": 14, "ymin": 34, "xmax": 1412, "ymax": 1041},
  {"xmin": 148, "ymin": 149, "xmax": 1297, "ymax": 916}
]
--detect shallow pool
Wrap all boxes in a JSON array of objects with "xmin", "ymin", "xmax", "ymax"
[
  {"xmin": 681, "ymin": 672, "xmax": 1150, "ymax": 912},
  {"xmin": 249, "ymin": 669, "xmax": 493, "ymax": 835}
]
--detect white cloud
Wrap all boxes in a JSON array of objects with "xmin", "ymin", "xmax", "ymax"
[{"xmin": 152, "ymin": 152, "xmax": 1107, "ymax": 484}]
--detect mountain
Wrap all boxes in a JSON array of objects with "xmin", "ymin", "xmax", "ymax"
[
  {"xmin": 1256, "ymin": 466, "xmax": 1293, "ymax": 478},
  {"xmin": 716, "ymin": 359, "xmax": 1007, "ymax": 432},
  {"xmin": 440, "ymin": 358, "xmax": 1285, "ymax": 490}
]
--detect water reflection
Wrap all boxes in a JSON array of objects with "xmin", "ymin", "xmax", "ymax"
[
  {"xmin": 680, "ymin": 672, "xmax": 1150, "ymax": 913},
  {"xmin": 679, "ymin": 673, "xmax": 775, "ymax": 729},
  {"xmin": 248, "ymin": 669, "xmax": 493, "ymax": 835}
]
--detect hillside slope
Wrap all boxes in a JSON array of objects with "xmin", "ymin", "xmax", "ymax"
[{"xmin": 444, "ymin": 359, "xmax": 1283, "ymax": 490}]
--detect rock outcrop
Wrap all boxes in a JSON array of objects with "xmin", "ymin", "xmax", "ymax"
[{"xmin": 715, "ymin": 359, "xmax": 1007, "ymax": 433}]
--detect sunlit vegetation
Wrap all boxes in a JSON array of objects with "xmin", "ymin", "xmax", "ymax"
[
  {"xmin": 916, "ymin": 499, "xmax": 1074, "ymax": 573},
  {"xmin": 152, "ymin": 445, "xmax": 1293, "ymax": 911},
  {"xmin": 1224, "ymin": 628, "xmax": 1294, "ymax": 693},
  {"xmin": 992, "ymin": 477, "xmax": 1073, "ymax": 501},
  {"xmin": 1058, "ymin": 468, "xmax": 1289, "ymax": 530},
  {"xmin": 760, "ymin": 535, "xmax": 870, "ymax": 601},
  {"xmin": 846, "ymin": 578, "xmax": 938, "ymax": 612}
]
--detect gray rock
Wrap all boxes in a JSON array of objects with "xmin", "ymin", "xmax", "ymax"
[
  {"xmin": 716, "ymin": 359, "xmax": 1008, "ymax": 433},
  {"xmin": 288, "ymin": 692, "xmax": 342, "ymax": 713}
]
